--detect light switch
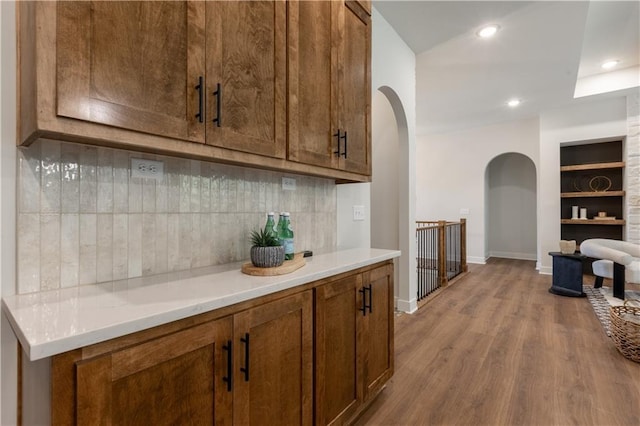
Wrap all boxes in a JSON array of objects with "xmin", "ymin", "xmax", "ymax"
[{"xmin": 353, "ymin": 205, "xmax": 365, "ymax": 221}]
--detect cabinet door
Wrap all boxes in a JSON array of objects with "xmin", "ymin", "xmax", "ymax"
[
  {"xmin": 206, "ymin": 1, "xmax": 286, "ymax": 159},
  {"xmin": 56, "ymin": 1, "xmax": 206, "ymax": 143},
  {"xmin": 233, "ymin": 291, "xmax": 313, "ymax": 425},
  {"xmin": 288, "ymin": 0, "xmax": 339, "ymax": 170},
  {"xmin": 74, "ymin": 317, "xmax": 233, "ymax": 425},
  {"xmin": 338, "ymin": 2, "xmax": 371, "ymax": 175},
  {"xmin": 315, "ymin": 273, "xmax": 364, "ymax": 425},
  {"xmin": 362, "ymin": 263, "xmax": 394, "ymax": 400}
]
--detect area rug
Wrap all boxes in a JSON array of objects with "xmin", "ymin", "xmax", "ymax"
[
  {"xmin": 584, "ymin": 286, "xmax": 611, "ymax": 336},
  {"xmin": 585, "ymin": 286, "xmax": 640, "ymax": 336}
]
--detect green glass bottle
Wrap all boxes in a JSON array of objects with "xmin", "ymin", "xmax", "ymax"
[
  {"xmin": 282, "ymin": 212, "xmax": 294, "ymax": 260},
  {"xmin": 264, "ymin": 212, "xmax": 277, "ymax": 239}
]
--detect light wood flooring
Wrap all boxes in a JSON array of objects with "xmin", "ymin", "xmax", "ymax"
[{"xmin": 356, "ymin": 258, "xmax": 640, "ymax": 426}]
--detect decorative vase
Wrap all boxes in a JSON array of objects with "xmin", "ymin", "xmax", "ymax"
[
  {"xmin": 559, "ymin": 240, "xmax": 576, "ymax": 255},
  {"xmin": 580, "ymin": 208, "xmax": 587, "ymax": 219},
  {"xmin": 250, "ymin": 246, "xmax": 285, "ymax": 268},
  {"xmin": 571, "ymin": 206, "xmax": 579, "ymax": 220}
]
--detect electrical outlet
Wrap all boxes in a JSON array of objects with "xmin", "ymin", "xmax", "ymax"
[
  {"xmin": 131, "ymin": 158, "xmax": 164, "ymax": 181},
  {"xmin": 460, "ymin": 208, "xmax": 470, "ymax": 215},
  {"xmin": 282, "ymin": 177, "xmax": 296, "ymax": 191},
  {"xmin": 353, "ymin": 205, "xmax": 365, "ymax": 221}
]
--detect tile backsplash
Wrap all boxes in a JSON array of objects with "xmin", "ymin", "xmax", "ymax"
[{"xmin": 17, "ymin": 140, "xmax": 337, "ymax": 294}]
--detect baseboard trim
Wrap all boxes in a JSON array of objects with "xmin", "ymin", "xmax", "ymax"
[
  {"xmin": 467, "ymin": 256, "xmax": 487, "ymax": 265},
  {"xmin": 396, "ymin": 297, "xmax": 417, "ymax": 314},
  {"xmin": 488, "ymin": 251, "xmax": 537, "ymax": 261}
]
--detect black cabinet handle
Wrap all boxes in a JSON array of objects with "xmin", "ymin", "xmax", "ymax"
[
  {"xmin": 333, "ymin": 130, "xmax": 342, "ymax": 157},
  {"xmin": 340, "ymin": 131, "xmax": 348, "ymax": 158},
  {"xmin": 195, "ymin": 76, "xmax": 204, "ymax": 123},
  {"xmin": 222, "ymin": 340, "xmax": 233, "ymax": 392},
  {"xmin": 367, "ymin": 284, "xmax": 373, "ymax": 314},
  {"xmin": 212, "ymin": 83, "xmax": 221, "ymax": 127},
  {"xmin": 359, "ymin": 286, "xmax": 368, "ymax": 316},
  {"xmin": 240, "ymin": 333, "xmax": 250, "ymax": 382}
]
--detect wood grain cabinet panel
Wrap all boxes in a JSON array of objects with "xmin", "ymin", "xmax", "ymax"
[
  {"xmin": 315, "ymin": 263, "xmax": 394, "ymax": 425},
  {"xmin": 205, "ymin": 1, "xmax": 286, "ymax": 158},
  {"xmin": 233, "ymin": 290, "xmax": 314, "ymax": 425},
  {"xmin": 67, "ymin": 317, "xmax": 233, "ymax": 425},
  {"xmin": 56, "ymin": 1, "xmax": 206, "ymax": 143},
  {"xmin": 315, "ymin": 274, "xmax": 363, "ymax": 425},
  {"xmin": 288, "ymin": 0, "xmax": 371, "ymax": 176},
  {"xmin": 362, "ymin": 263, "xmax": 394, "ymax": 399}
]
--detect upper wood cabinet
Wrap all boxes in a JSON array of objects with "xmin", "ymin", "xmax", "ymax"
[
  {"xmin": 205, "ymin": 1, "xmax": 286, "ymax": 158},
  {"xmin": 18, "ymin": 1, "xmax": 371, "ymax": 182},
  {"xmin": 56, "ymin": 1, "xmax": 206, "ymax": 144},
  {"xmin": 288, "ymin": 0, "xmax": 371, "ymax": 176}
]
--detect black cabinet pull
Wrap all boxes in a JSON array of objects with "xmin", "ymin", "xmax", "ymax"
[
  {"xmin": 222, "ymin": 340, "xmax": 233, "ymax": 392},
  {"xmin": 359, "ymin": 287, "xmax": 368, "ymax": 316},
  {"xmin": 340, "ymin": 131, "xmax": 348, "ymax": 158},
  {"xmin": 195, "ymin": 76, "xmax": 204, "ymax": 123},
  {"xmin": 367, "ymin": 284, "xmax": 373, "ymax": 314},
  {"xmin": 240, "ymin": 333, "xmax": 250, "ymax": 382},
  {"xmin": 333, "ymin": 130, "xmax": 342, "ymax": 157},
  {"xmin": 212, "ymin": 83, "xmax": 221, "ymax": 127}
]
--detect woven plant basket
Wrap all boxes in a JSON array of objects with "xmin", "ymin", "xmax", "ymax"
[{"xmin": 609, "ymin": 300, "xmax": 640, "ymax": 363}]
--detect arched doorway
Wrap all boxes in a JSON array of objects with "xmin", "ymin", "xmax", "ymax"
[
  {"xmin": 372, "ymin": 86, "xmax": 415, "ymax": 312},
  {"xmin": 485, "ymin": 153, "xmax": 537, "ymax": 262}
]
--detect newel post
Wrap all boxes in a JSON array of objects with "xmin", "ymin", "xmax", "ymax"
[
  {"xmin": 460, "ymin": 218, "xmax": 468, "ymax": 272},
  {"xmin": 438, "ymin": 220, "xmax": 447, "ymax": 287}
]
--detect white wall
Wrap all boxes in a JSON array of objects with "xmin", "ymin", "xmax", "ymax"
[
  {"xmin": 538, "ymin": 97, "xmax": 627, "ymax": 273},
  {"xmin": 487, "ymin": 153, "xmax": 537, "ymax": 260},
  {"xmin": 340, "ymin": 7, "xmax": 416, "ymax": 312},
  {"xmin": 416, "ymin": 117, "xmax": 539, "ymax": 264},
  {"xmin": 1, "ymin": 2, "xmax": 18, "ymax": 424}
]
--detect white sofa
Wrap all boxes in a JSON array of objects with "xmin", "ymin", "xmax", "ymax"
[{"xmin": 580, "ymin": 239, "xmax": 640, "ymax": 299}]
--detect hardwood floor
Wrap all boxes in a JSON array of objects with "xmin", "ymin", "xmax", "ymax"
[{"xmin": 356, "ymin": 258, "xmax": 640, "ymax": 426}]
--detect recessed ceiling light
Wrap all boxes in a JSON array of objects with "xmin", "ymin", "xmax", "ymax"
[
  {"xmin": 507, "ymin": 99, "xmax": 521, "ymax": 108},
  {"xmin": 477, "ymin": 25, "xmax": 499, "ymax": 39},
  {"xmin": 601, "ymin": 60, "xmax": 619, "ymax": 70}
]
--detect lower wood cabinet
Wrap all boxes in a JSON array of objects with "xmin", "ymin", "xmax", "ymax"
[
  {"xmin": 49, "ymin": 262, "xmax": 392, "ymax": 425},
  {"xmin": 315, "ymin": 262, "xmax": 394, "ymax": 425}
]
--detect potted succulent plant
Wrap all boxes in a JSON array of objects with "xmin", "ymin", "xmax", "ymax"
[{"xmin": 249, "ymin": 228, "xmax": 285, "ymax": 268}]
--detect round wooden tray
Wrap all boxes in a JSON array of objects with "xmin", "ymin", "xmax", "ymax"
[{"xmin": 241, "ymin": 253, "xmax": 306, "ymax": 276}]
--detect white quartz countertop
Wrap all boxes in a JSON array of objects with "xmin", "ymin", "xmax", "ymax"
[{"xmin": 2, "ymin": 248, "xmax": 400, "ymax": 361}]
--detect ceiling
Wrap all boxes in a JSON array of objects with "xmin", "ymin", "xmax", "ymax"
[{"xmin": 373, "ymin": 1, "xmax": 640, "ymax": 135}]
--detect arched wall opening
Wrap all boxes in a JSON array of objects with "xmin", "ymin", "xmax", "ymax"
[
  {"xmin": 372, "ymin": 86, "xmax": 413, "ymax": 310},
  {"xmin": 484, "ymin": 153, "xmax": 537, "ymax": 262}
]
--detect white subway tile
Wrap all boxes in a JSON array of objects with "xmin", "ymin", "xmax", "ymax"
[
  {"xmin": 142, "ymin": 213, "xmax": 156, "ymax": 275},
  {"xmin": 79, "ymin": 214, "xmax": 97, "ymax": 285},
  {"xmin": 127, "ymin": 214, "xmax": 143, "ymax": 278},
  {"xmin": 112, "ymin": 151, "xmax": 129, "ymax": 213},
  {"xmin": 18, "ymin": 144, "xmax": 41, "ymax": 213},
  {"xmin": 154, "ymin": 213, "xmax": 168, "ymax": 274},
  {"xmin": 112, "ymin": 214, "xmax": 129, "ymax": 280},
  {"xmin": 79, "ymin": 146, "xmax": 98, "ymax": 213},
  {"xmin": 96, "ymin": 148, "xmax": 114, "ymax": 213},
  {"xmin": 40, "ymin": 214, "xmax": 61, "ymax": 290},
  {"xmin": 142, "ymin": 179, "xmax": 156, "ymax": 213},
  {"xmin": 17, "ymin": 213, "xmax": 40, "ymax": 293},
  {"xmin": 40, "ymin": 142, "xmax": 61, "ymax": 213},
  {"xmin": 96, "ymin": 214, "xmax": 113, "ymax": 283},
  {"xmin": 60, "ymin": 143, "xmax": 80, "ymax": 213},
  {"xmin": 60, "ymin": 213, "xmax": 79, "ymax": 288},
  {"xmin": 167, "ymin": 213, "xmax": 180, "ymax": 271}
]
